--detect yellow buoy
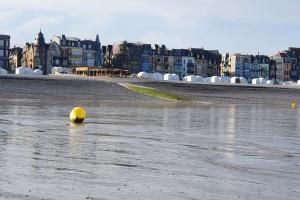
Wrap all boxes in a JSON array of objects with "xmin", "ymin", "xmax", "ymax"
[
  {"xmin": 291, "ymin": 101, "xmax": 297, "ymax": 109},
  {"xmin": 70, "ymin": 107, "xmax": 87, "ymax": 123}
]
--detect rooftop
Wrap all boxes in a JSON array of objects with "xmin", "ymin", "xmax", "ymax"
[{"xmin": 0, "ymin": 34, "xmax": 10, "ymax": 39}]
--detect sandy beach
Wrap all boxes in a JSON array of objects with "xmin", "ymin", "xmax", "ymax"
[
  {"xmin": 0, "ymin": 75, "xmax": 299, "ymax": 106},
  {"xmin": 0, "ymin": 74, "xmax": 299, "ymax": 200}
]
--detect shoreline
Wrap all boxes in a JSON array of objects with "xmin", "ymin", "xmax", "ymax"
[{"xmin": 0, "ymin": 75, "xmax": 299, "ymax": 106}]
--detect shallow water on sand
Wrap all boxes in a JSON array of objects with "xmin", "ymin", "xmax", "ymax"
[{"xmin": 0, "ymin": 102, "xmax": 299, "ymax": 200}]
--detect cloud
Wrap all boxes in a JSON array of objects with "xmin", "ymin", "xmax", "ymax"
[
  {"xmin": 2, "ymin": 0, "xmax": 300, "ymax": 54},
  {"xmin": 0, "ymin": 10, "xmax": 20, "ymax": 23},
  {"xmin": 17, "ymin": 17, "xmax": 64, "ymax": 33}
]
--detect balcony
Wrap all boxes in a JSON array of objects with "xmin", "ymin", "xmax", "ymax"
[
  {"xmin": 0, "ymin": 45, "xmax": 9, "ymax": 49},
  {"xmin": 0, "ymin": 56, "xmax": 9, "ymax": 60}
]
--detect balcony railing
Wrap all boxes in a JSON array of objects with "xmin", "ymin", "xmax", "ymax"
[{"xmin": 0, "ymin": 45, "xmax": 9, "ymax": 49}]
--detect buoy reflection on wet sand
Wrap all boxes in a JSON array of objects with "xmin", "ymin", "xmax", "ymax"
[{"xmin": 291, "ymin": 101, "xmax": 298, "ymax": 109}]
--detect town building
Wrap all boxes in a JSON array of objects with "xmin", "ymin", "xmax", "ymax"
[
  {"xmin": 227, "ymin": 54, "xmax": 254, "ymax": 80},
  {"xmin": 191, "ymin": 48, "xmax": 221, "ymax": 77},
  {"xmin": 57, "ymin": 36, "xmax": 83, "ymax": 67},
  {"xmin": 102, "ymin": 45, "xmax": 113, "ymax": 68},
  {"xmin": 288, "ymin": 47, "xmax": 300, "ymax": 81},
  {"xmin": 111, "ymin": 41, "xmax": 144, "ymax": 73},
  {"xmin": 46, "ymin": 41, "xmax": 67, "ymax": 73},
  {"xmin": 269, "ymin": 60, "xmax": 277, "ymax": 82},
  {"xmin": 172, "ymin": 49, "xmax": 186, "ymax": 79},
  {"xmin": 22, "ymin": 31, "xmax": 48, "ymax": 73},
  {"xmin": 221, "ymin": 53, "xmax": 230, "ymax": 77},
  {"xmin": 252, "ymin": 55, "xmax": 270, "ymax": 79},
  {"xmin": 108, "ymin": 40, "xmax": 222, "ymax": 78},
  {"xmin": 22, "ymin": 31, "xmax": 102, "ymax": 74},
  {"xmin": 0, "ymin": 34, "xmax": 11, "ymax": 70},
  {"xmin": 141, "ymin": 44, "xmax": 152, "ymax": 72},
  {"xmin": 183, "ymin": 49, "xmax": 195, "ymax": 76},
  {"xmin": 9, "ymin": 46, "xmax": 23, "ymax": 72},
  {"xmin": 152, "ymin": 45, "xmax": 173, "ymax": 74},
  {"xmin": 271, "ymin": 51, "xmax": 294, "ymax": 82},
  {"xmin": 52, "ymin": 34, "xmax": 102, "ymax": 68}
]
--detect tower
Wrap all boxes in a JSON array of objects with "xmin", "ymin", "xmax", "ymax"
[
  {"xmin": 95, "ymin": 34, "xmax": 103, "ymax": 67},
  {"xmin": 34, "ymin": 30, "xmax": 47, "ymax": 73}
]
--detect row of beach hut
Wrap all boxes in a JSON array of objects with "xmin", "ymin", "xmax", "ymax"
[
  {"xmin": 15, "ymin": 67, "xmax": 43, "ymax": 75},
  {"xmin": 14, "ymin": 66, "xmax": 71, "ymax": 76},
  {"xmin": 137, "ymin": 72, "xmax": 180, "ymax": 81},
  {"xmin": 137, "ymin": 72, "xmax": 278, "ymax": 85}
]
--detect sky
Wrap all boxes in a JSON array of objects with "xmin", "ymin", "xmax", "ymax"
[{"xmin": 1, "ymin": 0, "xmax": 300, "ymax": 55}]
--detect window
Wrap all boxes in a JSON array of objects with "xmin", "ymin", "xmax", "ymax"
[
  {"xmin": 0, "ymin": 50, "xmax": 4, "ymax": 56},
  {"xmin": 83, "ymin": 44, "xmax": 86, "ymax": 49},
  {"xmin": 72, "ymin": 49, "xmax": 82, "ymax": 56},
  {"xmin": 87, "ymin": 53, "xmax": 95, "ymax": 59},
  {"xmin": 5, "ymin": 40, "xmax": 9, "ymax": 47},
  {"xmin": 0, "ymin": 40, "xmax": 4, "ymax": 46},
  {"xmin": 87, "ymin": 59, "xmax": 94, "ymax": 66}
]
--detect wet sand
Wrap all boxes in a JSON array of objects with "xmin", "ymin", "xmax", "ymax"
[
  {"xmin": 0, "ymin": 75, "xmax": 158, "ymax": 106},
  {"xmin": 0, "ymin": 75, "xmax": 299, "ymax": 200},
  {"xmin": 136, "ymin": 81, "xmax": 300, "ymax": 105},
  {"xmin": 0, "ymin": 75, "xmax": 299, "ymax": 106},
  {"xmin": 0, "ymin": 102, "xmax": 299, "ymax": 200}
]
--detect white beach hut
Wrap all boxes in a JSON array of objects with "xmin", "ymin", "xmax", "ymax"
[
  {"xmin": 259, "ymin": 78, "xmax": 266, "ymax": 85},
  {"xmin": 266, "ymin": 80, "xmax": 274, "ymax": 85},
  {"xmin": 186, "ymin": 75, "xmax": 197, "ymax": 82},
  {"xmin": 203, "ymin": 77, "xmax": 210, "ymax": 83},
  {"xmin": 151, "ymin": 72, "xmax": 163, "ymax": 81},
  {"xmin": 220, "ymin": 76, "xmax": 230, "ymax": 84},
  {"xmin": 210, "ymin": 76, "xmax": 221, "ymax": 83},
  {"xmin": 34, "ymin": 69, "xmax": 43, "ymax": 75},
  {"xmin": 137, "ymin": 72, "xmax": 149, "ymax": 79},
  {"xmin": 16, "ymin": 67, "xmax": 28, "ymax": 75},
  {"xmin": 0, "ymin": 68, "xmax": 7, "ymax": 75},
  {"xmin": 196, "ymin": 76, "xmax": 204, "ymax": 82},
  {"xmin": 26, "ymin": 68, "xmax": 34, "ymax": 75},
  {"xmin": 230, "ymin": 77, "xmax": 239, "ymax": 84},
  {"xmin": 51, "ymin": 67, "xmax": 64, "ymax": 74},
  {"xmin": 164, "ymin": 73, "xmax": 179, "ymax": 81},
  {"xmin": 172, "ymin": 74, "xmax": 179, "ymax": 81},
  {"xmin": 239, "ymin": 77, "xmax": 248, "ymax": 84},
  {"xmin": 252, "ymin": 78, "xmax": 260, "ymax": 85},
  {"xmin": 164, "ymin": 73, "xmax": 173, "ymax": 81}
]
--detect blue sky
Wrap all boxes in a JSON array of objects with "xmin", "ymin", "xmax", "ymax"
[{"xmin": 1, "ymin": 0, "xmax": 300, "ymax": 55}]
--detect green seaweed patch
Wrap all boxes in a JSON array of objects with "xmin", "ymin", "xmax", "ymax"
[{"xmin": 121, "ymin": 83, "xmax": 189, "ymax": 101}]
